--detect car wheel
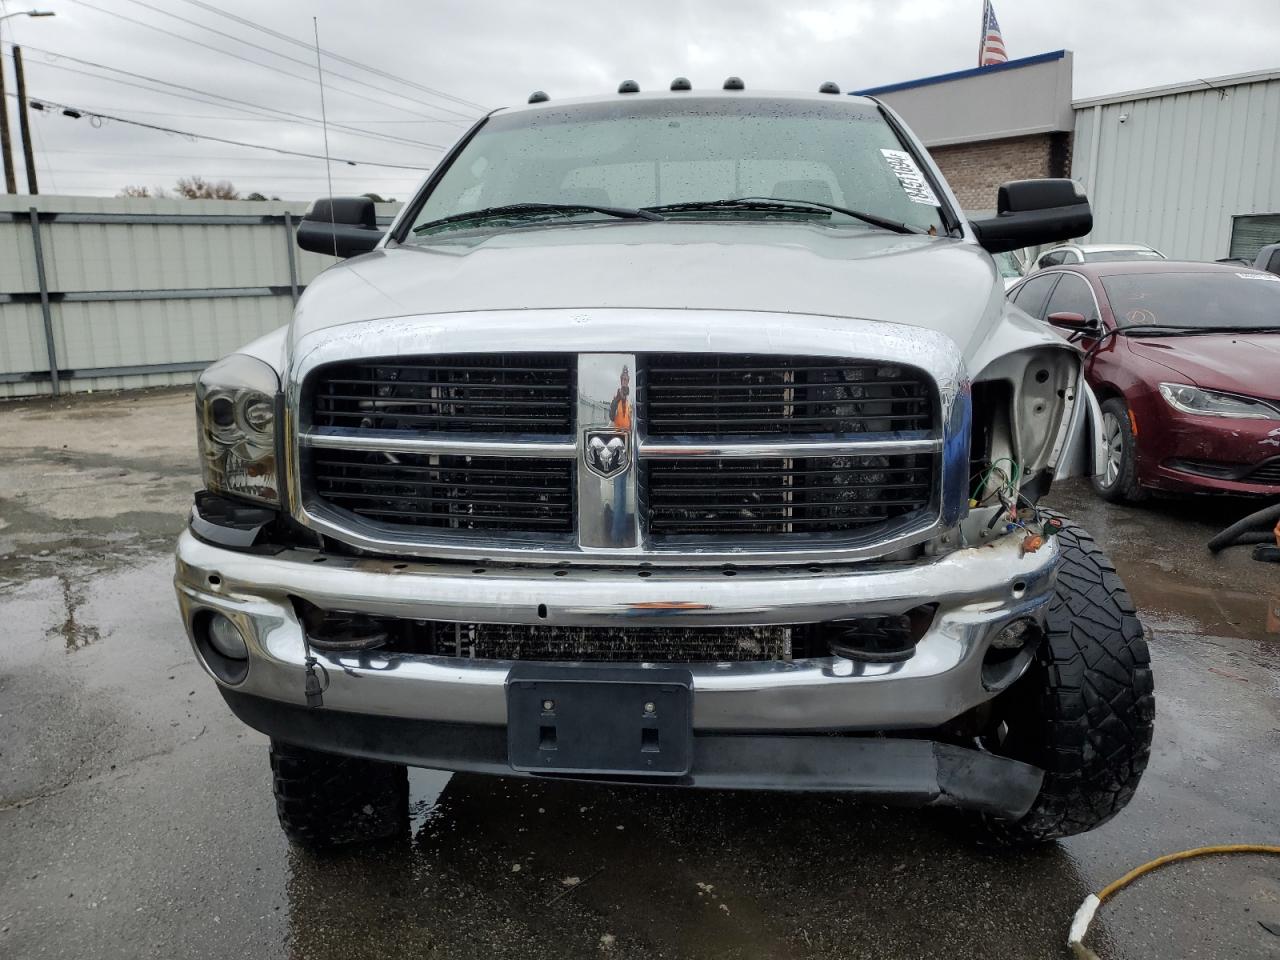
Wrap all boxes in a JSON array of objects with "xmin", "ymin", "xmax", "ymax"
[
  {"xmin": 270, "ymin": 739, "xmax": 408, "ymax": 848},
  {"xmin": 1091, "ymin": 398, "xmax": 1145, "ymax": 503},
  {"xmin": 977, "ymin": 512, "xmax": 1154, "ymax": 843}
]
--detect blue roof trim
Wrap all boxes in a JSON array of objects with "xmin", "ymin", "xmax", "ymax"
[{"xmin": 853, "ymin": 50, "xmax": 1067, "ymax": 97}]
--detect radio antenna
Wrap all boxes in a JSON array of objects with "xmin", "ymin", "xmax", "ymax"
[{"xmin": 312, "ymin": 17, "xmax": 337, "ymax": 257}]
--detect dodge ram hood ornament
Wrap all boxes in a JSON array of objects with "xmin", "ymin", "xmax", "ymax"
[{"xmin": 584, "ymin": 430, "xmax": 630, "ymax": 479}]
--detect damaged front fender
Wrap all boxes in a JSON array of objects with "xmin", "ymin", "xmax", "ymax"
[{"xmin": 968, "ymin": 306, "xmax": 1101, "ymax": 490}]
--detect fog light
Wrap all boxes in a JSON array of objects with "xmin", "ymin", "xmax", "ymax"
[
  {"xmin": 990, "ymin": 618, "xmax": 1034, "ymax": 650},
  {"xmin": 982, "ymin": 618, "xmax": 1042, "ymax": 692},
  {"xmin": 207, "ymin": 613, "xmax": 248, "ymax": 660}
]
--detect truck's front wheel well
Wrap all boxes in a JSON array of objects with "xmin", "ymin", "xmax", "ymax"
[{"xmin": 968, "ymin": 380, "xmax": 1015, "ymax": 501}]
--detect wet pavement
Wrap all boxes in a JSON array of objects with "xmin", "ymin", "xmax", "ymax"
[{"xmin": 1, "ymin": 388, "xmax": 1278, "ymax": 960}]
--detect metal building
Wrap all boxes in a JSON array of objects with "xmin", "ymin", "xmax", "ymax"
[
  {"xmin": 1071, "ymin": 68, "xmax": 1280, "ymax": 263},
  {"xmin": 865, "ymin": 56, "xmax": 1280, "ymax": 263}
]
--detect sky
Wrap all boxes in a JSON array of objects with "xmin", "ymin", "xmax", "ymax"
[{"xmin": 1, "ymin": 0, "xmax": 1278, "ymax": 200}]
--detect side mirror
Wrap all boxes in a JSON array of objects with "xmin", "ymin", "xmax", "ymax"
[
  {"xmin": 969, "ymin": 179, "xmax": 1092, "ymax": 254},
  {"xmin": 1047, "ymin": 311, "xmax": 1099, "ymax": 333},
  {"xmin": 296, "ymin": 197, "xmax": 384, "ymax": 257}
]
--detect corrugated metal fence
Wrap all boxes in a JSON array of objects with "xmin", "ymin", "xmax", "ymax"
[
  {"xmin": 0, "ymin": 195, "xmax": 401, "ymax": 400},
  {"xmin": 1071, "ymin": 74, "xmax": 1280, "ymax": 261}
]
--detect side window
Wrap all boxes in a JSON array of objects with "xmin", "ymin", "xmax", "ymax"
[
  {"xmin": 1043, "ymin": 274, "xmax": 1098, "ymax": 320},
  {"xmin": 1011, "ymin": 273, "xmax": 1059, "ymax": 319},
  {"xmin": 1266, "ymin": 249, "xmax": 1280, "ymax": 276},
  {"xmin": 1065, "ymin": 249, "xmax": 1083, "ymax": 263},
  {"xmin": 1038, "ymin": 251, "xmax": 1066, "ymax": 268}
]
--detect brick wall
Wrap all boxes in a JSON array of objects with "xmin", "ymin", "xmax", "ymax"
[{"xmin": 929, "ymin": 132, "xmax": 1072, "ymax": 212}]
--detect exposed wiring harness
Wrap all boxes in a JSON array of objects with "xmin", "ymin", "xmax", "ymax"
[
  {"xmin": 1069, "ymin": 844, "xmax": 1280, "ymax": 959},
  {"xmin": 969, "ymin": 459, "xmax": 1057, "ymax": 550}
]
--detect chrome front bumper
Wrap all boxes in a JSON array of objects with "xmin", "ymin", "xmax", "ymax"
[{"xmin": 174, "ymin": 529, "xmax": 1060, "ymax": 733}]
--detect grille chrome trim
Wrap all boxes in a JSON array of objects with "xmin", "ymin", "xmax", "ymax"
[
  {"xmin": 301, "ymin": 427, "xmax": 576, "ymax": 459},
  {"xmin": 637, "ymin": 435, "xmax": 941, "ymax": 459},
  {"xmin": 286, "ymin": 309, "xmax": 971, "ymax": 565},
  {"xmin": 577, "ymin": 353, "xmax": 640, "ymax": 550}
]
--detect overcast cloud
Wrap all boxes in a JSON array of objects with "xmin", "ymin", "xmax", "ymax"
[{"xmin": 2, "ymin": 0, "xmax": 1277, "ymax": 200}]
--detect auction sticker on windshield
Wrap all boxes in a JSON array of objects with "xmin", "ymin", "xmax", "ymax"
[{"xmin": 880, "ymin": 149, "xmax": 940, "ymax": 206}]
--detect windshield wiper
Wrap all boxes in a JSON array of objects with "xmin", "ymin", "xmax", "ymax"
[
  {"xmin": 1090, "ymin": 327, "xmax": 1228, "ymax": 363},
  {"xmin": 413, "ymin": 202, "xmax": 663, "ymax": 235},
  {"xmin": 1121, "ymin": 324, "xmax": 1280, "ymax": 336},
  {"xmin": 1118, "ymin": 324, "xmax": 1209, "ymax": 336},
  {"xmin": 643, "ymin": 197, "xmax": 924, "ymax": 235},
  {"xmin": 1193, "ymin": 325, "xmax": 1280, "ymax": 334}
]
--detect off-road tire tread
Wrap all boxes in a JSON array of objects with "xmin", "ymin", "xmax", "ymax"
[
  {"xmin": 269, "ymin": 739, "xmax": 408, "ymax": 848},
  {"xmin": 986, "ymin": 512, "xmax": 1154, "ymax": 842}
]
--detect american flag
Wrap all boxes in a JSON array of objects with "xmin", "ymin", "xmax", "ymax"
[{"xmin": 978, "ymin": 0, "xmax": 1007, "ymax": 66}]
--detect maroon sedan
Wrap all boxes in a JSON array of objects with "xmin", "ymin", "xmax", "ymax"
[{"xmin": 1007, "ymin": 260, "xmax": 1280, "ymax": 501}]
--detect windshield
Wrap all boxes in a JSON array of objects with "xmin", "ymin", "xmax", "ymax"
[
  {"xmin": 993, "ymin": 250, "xmax": 1024, "ymax": 279},
  {"xmin": 1083, "ymin": 249, "xmax": 1163, "ymax": 263},
  {"xmin": 1103, "ymin": 271, "xmax": 1280, "ymax": 329},
  {"xmin": 408, "ymin": 97, "xmax": 948, "ymax": 237}
]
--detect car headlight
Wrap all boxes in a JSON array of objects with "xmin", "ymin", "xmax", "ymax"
[
  {"xmin": 196, "ymin": 354, "xmax": 281, "ymax": 505},
  {"xmin": 1158, "ymin": 383, "xmax": 1280, "ymax": 420}
]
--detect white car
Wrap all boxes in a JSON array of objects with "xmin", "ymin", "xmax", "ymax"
[
  {"xmin": 1032, "ymin": 242, "xmax": 1164, "ymax": 270},
  {"xmin": 993, "ymin": 249, "xmax": 1026, "ymax": 289}
]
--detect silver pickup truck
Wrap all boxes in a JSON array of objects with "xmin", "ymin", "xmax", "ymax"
[{"xmin": 174, "ymin": 81, "xmax": 1154, "ymax": 847}]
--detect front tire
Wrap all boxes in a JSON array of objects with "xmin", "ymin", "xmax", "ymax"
[
  {"xmin": 270, "ymin": 739, "xmax": 408, "ymax": 848},
  {"xmin": 981, "ymin": 513, "xmax": 1155, "ymax": 842},
  {"xmin": 1092, "ymin": 397, "xmax": 1145, "ymax": 503}
]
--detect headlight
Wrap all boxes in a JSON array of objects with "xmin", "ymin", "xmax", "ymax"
[
  {"xmin": 196, "ymin": 354, "xmax": 281, "ymax": 505},
  {"xmin": 1158, "ymin": 383, "xmax": 1280, "ymax": 420}
]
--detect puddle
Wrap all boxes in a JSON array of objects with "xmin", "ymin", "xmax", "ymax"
[
  {"xmin": 407, "ymin": 766, "xmax": 452, "ymax": 833},
  {"xmin": 45, "ymin": 573, "xmax": 104, "ymax": 651}
]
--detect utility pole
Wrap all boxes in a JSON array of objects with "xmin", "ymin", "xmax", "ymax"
[
  {"xmin": 0, "ymin": 33, "xmax": 16, "ymax": 192},
  {"xmin": 13, "ymin": 44, "xmax": 37, "ymax": 194},
  {"xmin": 0, "ymin": 12, "xmax": 54, "ymax": 194}
]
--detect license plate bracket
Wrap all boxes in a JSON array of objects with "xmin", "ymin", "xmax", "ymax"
[{"xmin": 506, "ymin": 665, "xmax": 693, "ymax": 776}]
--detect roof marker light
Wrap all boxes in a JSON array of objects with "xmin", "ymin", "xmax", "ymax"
[
  {"xmin": 819, "ymin": 81, "xmax": 841, "ymax": 94},
  {"xmin": 527, "ymin": 90, "xmax": 549, "ymax": 104},
  {"xmin": 618, "ymin": 80, "xmax": 640, "ymax": 94},
  {"xmin": 670, "ymin": 77, "xmax": 692, "ymax": 91},
  {"xmin": 723, "ymin": 76, "xmax": 745, "ymax": 91}
]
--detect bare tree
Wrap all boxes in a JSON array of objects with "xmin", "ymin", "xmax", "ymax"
[
  {"xmin": 117, "ymin": 185, "xmax": 167, "ymax": 198},
  {"xmin": 173, "ymin": 176, "xmax": 240, "ymax": 200}
]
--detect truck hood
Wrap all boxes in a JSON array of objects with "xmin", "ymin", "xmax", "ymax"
[
  {"xmin": 1126, "ymin": 333, "xmax": 1280, "ymax": 402},
  {"xmin": 291, "ymin": 221, "xmax": 1006, "ymax": 363}
]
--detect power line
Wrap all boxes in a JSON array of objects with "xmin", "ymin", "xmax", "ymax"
[
  {"xmin": 64, "ymin": 0, "xmax": 476, "ymax": 126},
  {"xmin": 45, "ymin": 168, "xmax": 417, "ymax": 182},
  {"xmin": 122, "ymin": 0, "xmax": 474, "ymax": 124},
  {"xmin": 40, "ymin": 147, "xmax": 419, "ymax": 164},
  {"xmin": 15, "ymin": 92, "xmax": 432, "ymax": 170},
  {"xmin": 10, "ymin": 43, "xmax": 451, "ymax": 151},
  {"xmin": 14, "ymin": 104, "xmax": 463, "ymax": 123},
  {"xmin": 174, "ymin": 0, "xmax": 488, "ymax": 115}
]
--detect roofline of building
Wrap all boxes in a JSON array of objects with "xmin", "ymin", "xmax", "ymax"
[
  {"xmin": 852, "ymin": 50, "xmax": 1067, "ymax": 97},
  {"xmin": 1072, "ymin": 66, "xmax": 1280, "ymax": 108}
]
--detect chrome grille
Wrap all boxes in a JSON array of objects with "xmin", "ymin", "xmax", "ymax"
[
  {"xmin": 641, "ymin": 354, "xmax": 931, "ymax": 437},
  {"xmin": 311, "ymin": 354, "xmax": 574, "ymax": 435},
  {"xmin": 298, "ymin": 347, "xmax": 948, "ymax": 558},
  {"xmin": 311, "ymin": 448, "xmax": 574, "ymax": 533},
  {"xmin": 646, "ymin": 454, "xmax": 934, "ymax": 536}
]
